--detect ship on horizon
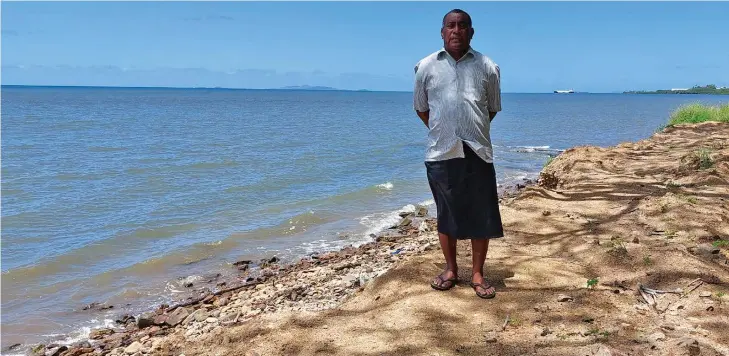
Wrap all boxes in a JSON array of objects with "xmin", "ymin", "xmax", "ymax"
[{"xmin": 553, "ymin": 89, "xmax": 575, "ymax": 94}]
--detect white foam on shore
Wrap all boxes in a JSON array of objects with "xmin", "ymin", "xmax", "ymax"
[
  {"xmin": 510, "ymin": 145, "xmax": 565, "ymax": 154},
  {"xmin": 375, "ymin": 182, "xmax": 394, "ymax": 190},
  {"xmin": 42, "ymin": 318, "xmax": 116, "ymax": 347},
  {"xmin": 359, "ymin": 201, "xmax": 430, "ymax": 238}
]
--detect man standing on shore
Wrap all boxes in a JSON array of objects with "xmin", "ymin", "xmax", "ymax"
[{"xmin": 413, "ymin": 9, "xmax": 503, "ymax": 299}]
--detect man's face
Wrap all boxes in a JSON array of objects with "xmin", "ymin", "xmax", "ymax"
[{"xmin": 441, "ymin": 13, "xmax": 473, "ymax": 52}]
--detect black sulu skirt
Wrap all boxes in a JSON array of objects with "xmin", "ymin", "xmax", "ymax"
[{"xmin": 425, "ymin": 143, "xmax": 504, "ymax": 240}]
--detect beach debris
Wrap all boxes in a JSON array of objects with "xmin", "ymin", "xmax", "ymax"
[
  {"xmin": 81, "ymin": 302, "xmax": 114, "ymax": 311},
  {"xmin": 502, "ymin": 313, "xmax": 510, "ymax": 331},
  {"xmin": 415, "ymin": 206, "xmax": 428, "ymax": 217}
]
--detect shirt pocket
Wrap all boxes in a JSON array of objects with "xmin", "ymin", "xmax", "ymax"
[{"xmin": 464, "ymin": 74, "xmax": 488, "ymax": 106}]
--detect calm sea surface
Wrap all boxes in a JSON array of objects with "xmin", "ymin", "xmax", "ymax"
[{"xmin": 2, "ymin": 86, "xmax": 728, "ymax": 350}]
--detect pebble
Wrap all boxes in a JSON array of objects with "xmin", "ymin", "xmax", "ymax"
[
  {"xmin": 557, "ymin": 294, "xmax": 573, "ymax": 302},
  {"xmin": 124, "ymin": 341, "xmax": 143, "ymax": 355},
  {"xmin": 699, "ymin": 291, "xmax": 712, "ymax": 297},
  {"xmin": 206, "ymin": 317, "xmax": 218, "ymax": 323},
  {"xmin": 194, "ymin": 311, "xmax": 209, "ymax": 323}
]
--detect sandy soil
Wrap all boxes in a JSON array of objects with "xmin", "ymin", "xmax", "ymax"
[
  {"xmin": 151, "ymin": 122, "xmax": 729, "ymax": 356},
  {"xmin": 23, "ymin": 122, "xmax": 729, "ymax": 356}
]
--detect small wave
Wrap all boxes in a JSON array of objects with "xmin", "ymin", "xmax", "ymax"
[
  {"xmin": 510, "ymin": 145, "xmax": 564, "ymax": 154},
  {"xmin": 359, "ymin": 203, "xmax": 419, "ymax": 237},
  {"xmin": 418, "ymin": 199, "xmax": 435, "ymax": 207},
  {"xmin": 375, "ymin": 182, "xmax": 394, "ymax": 190},
  {"xmin": 44, "ymin": 318, "xmax": 116, "ymax": 347}
]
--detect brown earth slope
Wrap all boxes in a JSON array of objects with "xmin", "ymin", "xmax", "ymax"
[
  {"xmin": 41, "ymin": 123, "xmax": 725, "ymax": 356},
  {"xmin": 150, "ymin": 122, "xmax": 729, "ymax": 356}
]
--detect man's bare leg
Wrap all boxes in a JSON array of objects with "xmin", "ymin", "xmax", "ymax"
[
  {"xmin": 471, "ymin": 239, "xmax": 496, "ymax": 297},
  {"xmin": 431, "ymin": 232, "xmax": 458, "ymax": 289}
]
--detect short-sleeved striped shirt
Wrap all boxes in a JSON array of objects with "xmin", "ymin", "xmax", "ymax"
[{"xmin": 414, "ymin": 47, "xmax": 502, "ymax": 163}]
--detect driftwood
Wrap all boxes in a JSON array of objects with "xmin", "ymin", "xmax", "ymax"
[{"xmin": 638, "ymin": 284, "xmax": 657, "ymax": 308}]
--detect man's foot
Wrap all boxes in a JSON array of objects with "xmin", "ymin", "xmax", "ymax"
[
  {"xmin": 431, "ymin": 270, "xmax": 458, "ymax": 291},
  {"xmin": 470, "ymin": 275, "xmax": 496, "ymax": 299}
]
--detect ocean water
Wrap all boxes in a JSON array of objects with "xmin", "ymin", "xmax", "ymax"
[{"xmin": 2, "ymin": 86, "xmax": 728, "ymax": 349}]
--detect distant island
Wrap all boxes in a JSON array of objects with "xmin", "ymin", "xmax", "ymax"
[
  {"xmin": 277, "ymin": 85, "xmax": 339, "ymax": 91},
  {"xmin": 625, "ymin": 84, "xmax": 729, "ymax": 95}
]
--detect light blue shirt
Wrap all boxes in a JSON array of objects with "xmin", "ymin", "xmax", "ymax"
[{"xmin": 414, "ymin": 47, "xmax": 502, "ymax": 163}]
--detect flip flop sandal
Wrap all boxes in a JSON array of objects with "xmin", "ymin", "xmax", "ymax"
[
  {"xmin": 431, "ymin": 275, "xmax": 458, "ymax": 291},
  {"xmin": 470, "ymin": 282, "xmax": 496, "ymax": 299}
]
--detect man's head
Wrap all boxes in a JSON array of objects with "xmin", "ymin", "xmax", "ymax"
[{"xmin": 441, "ymin": 9, "xmax": 474, "ymax": 55}]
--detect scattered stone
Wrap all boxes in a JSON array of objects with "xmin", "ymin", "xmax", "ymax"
[
  {"xmin": 415, "ymin": 206, "xmax": 428, "ymax": 217},
  {"xmin": 3, "ymin": 344, "xmax": 21, "ymax": 352},
  {"xmin": 61, "ymin": 347, "xmax": 95, "ymax": 356},
  {"xmin": 194, "ymin": 310, "xmax": 210, "ymax": 323},
  {"xmin": 214, "ymin": 297, "xmax": 229, "ymax": 307},
  {"xmin": 693, "ymin": 243, "xmax": 720, "ymax": 255},
  {"xmin": 542, "ymin": 210, "xmax": 551, "ymax": 216},
  {"xmin": 484, "ymin": 332, "xmax": 498, "ymax": 343},
  {"xmin": 582, "ymin": 316, "xmax": 595, "ymax": 323},
  {"xmin": 153, "ymin": 314, "xmax": 168, "ymax": 326},
  {"xmin": 206, "ymin": 317, "xmax": 218, "ymax": 323},
  {"xmin": 557, "ymin": 294, "xmax": 573, "ymax": 302},
  {"xmin": 418, "ymin": 221, "xmax": 429, "ymax": 232},
  {"xmin": 124, "ymin": 341, "xmax": 143, "ymax": 355},
  {"xmin": 44, "ymin": 346, "xmax": 68, "ymax": 356},
  {"xmin": 699, "ymin": 291, "xmax": 712, "ymax": 297},
  {"xmin": 397, "ymin": 217, "xmax": 412, "ymax": 228},
  {"xmin": 136, "ymin": 312, "xmax": 156, "ymax": 329},
  {"xmin": 166, "ymin": 307, "xmax": 190, "ymax": 326},
  {"xmin": 89, "ymin": 328, "xmax": 114, "ymax": 339},
  {"xmin": 632, "ymin": 236, "xmax": 640, "ymax": 244},
  {"xmin": 115, "ymin": 314, "xmax": 135, "ymax": 325},
  {"xmin": 541, "ymin": 327, "xmax": 552, "ymax": 336}
]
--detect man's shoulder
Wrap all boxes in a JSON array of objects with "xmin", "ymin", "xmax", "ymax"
[
  {"xmin": 471, "ymin": 49, "xmax": 499, "ymax": 72},
  {"xmin": 414, "ymin": 50, "xmax": 442, "ymax": 72}
]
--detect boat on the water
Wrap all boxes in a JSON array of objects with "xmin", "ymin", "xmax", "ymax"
[{"xmin": 554, "ymin": 89, "xmax": 575, "ymax": 94}]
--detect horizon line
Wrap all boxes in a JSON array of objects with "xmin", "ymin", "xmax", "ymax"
[{"xmin": 1, "ymin": 84, "xmax": 625, "ymax": 94}]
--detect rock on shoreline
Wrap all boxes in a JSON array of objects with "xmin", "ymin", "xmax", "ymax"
[{"xmin": 24, "ymin": 205, "xmax": 452, "ymax": 356}]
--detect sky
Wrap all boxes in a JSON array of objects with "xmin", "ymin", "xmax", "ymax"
[{"xmin": 2, "ymin": 1, "xmax": 728, "ymax": 93}]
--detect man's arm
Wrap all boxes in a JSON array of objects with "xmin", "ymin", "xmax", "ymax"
[
  {"xmin": 487, "ymin": 63, "xmax": 502, "ymax": 121},
  {"xmin": 413, "ymin": 62, "xmax": 430, "ymax": 128},
  {"xmin": 417, "ymin": 110, "xmax": 430, "ymax": 128}
]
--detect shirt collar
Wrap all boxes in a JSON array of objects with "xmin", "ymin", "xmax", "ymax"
[{"xmin": 437, "ymin": 47, "xmax": 476, "ymax": 61}]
